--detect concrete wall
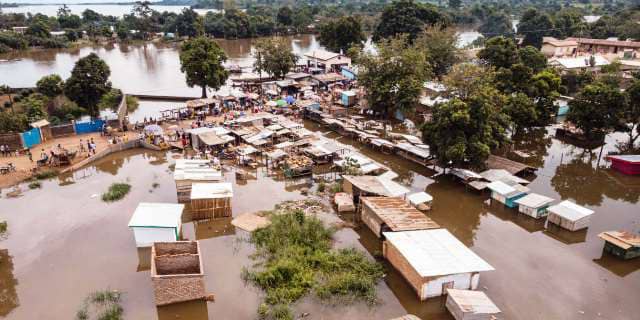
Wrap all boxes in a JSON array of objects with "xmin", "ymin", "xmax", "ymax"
[
  {"xmin": 132, "ymin": 227, "xmax": 176, "ymax": 247},
  {"xmin": 423, "ymin": 273, "xmax": 476, "ymax": 299},
  {"xmin": 61, "ymin": 139, "xmax": 140, "ymax": 174}
]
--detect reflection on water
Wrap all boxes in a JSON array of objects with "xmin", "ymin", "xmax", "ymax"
[
  {"xmin": 137, "ymin": 247, "xmax": 152, "ymax": 272},
  {"xmin": 594, "ymin": 254, "xmax": 640, "ymax": 277},
  {"xmin": 0, "ymin": 249, "xmax": 19, "ymax": 317},
  {"xmin": 543, "ymin": 224, "xmax": 588, "ymax": 245},
  {"xmin": 157, "ymin": 300, "xmax": 209, "ymax": 320}
]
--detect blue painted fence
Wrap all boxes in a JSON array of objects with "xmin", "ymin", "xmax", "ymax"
[
  {"xmin": 21, "ymin": 127, "xmax": 41, "ymax": 148},
  {"xmin": 74, "ymin": 119, "xmax": 106, "ymax": 134}
]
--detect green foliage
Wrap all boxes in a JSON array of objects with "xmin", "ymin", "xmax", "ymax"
[
  {"xmin": 101, "ymin": 183, "xmax": 132, "ymax": 202},
  {"xmin": 317, "ymin": 182, "xmax": 326, "ymax": 193},
  {"xmin": 0, "ymin": 221, "xmax": 7, "ymax": 237},
  {"xmin": 64, "ymin": 53, "xmax": 112, "ymax": 116},
  {"xmin": 26, "ymin": 20, "xmax": 51, "ymax": 39},
  {"xmin": 0, "ymin": 112, "xmax": 29, "ymax": 133},
  {"xmin": 253, "ymin": 38, "xmax": 298, "ymax": 80},
  {"xmin": 17, "ymin": 93, "xmax": 49, "ymax": 123},
  {"xmin": 506, "ymin": 92, "xmax": 538, "ymax": 134},
  {"xmin": 567, "ymin": 82, "xmax": 627, "ymax": 140},
  {"xmin": 244, "ymin": 211, "xmax": 383, "ymax": 317},
  {"xmin": 36, "ymin": 74, "xmax": 64, "ymax": 97},
  {"xmin": 518, "ymin": 46, "xmax": 547, "ymax": 73},
  {"xmin": 179, "ymin": 37, "xmax": 229, "ymax": 98},
  {"xmin": 415, "ymin": 26, "xmax": 459, "ymax": 79},
  {"xmin": 478, "ymin": 11, "xmax": 513, "ymax": 38},
  {"xmin": 98, "ymin": 89, "xmax": 123, "ymax": 110},
  {"xmin": 357, "ymin": 35, "xmax": 429, "ymax": 120},
  {"xmin": 276, "ymin": 6, "xmax": 293, "ymax": 26},
  {"xmin": 373, "ymin": 0, "xmax": 446, "ymax": 42},
  {"xmin": 622, "ymin": 80, "xmax": 640, "ymax": 147},
  {"xmin": 0, "ymin": 31, "xmax": 28, "ymax": 50},
  {"xmin": 318, "ymin": 16, "xmax": 365, "ymax": 54},
  {"xmin": 34, "ymin": 170, "xmax": 59, "ymax": 180},
  {"xmin": 478, "ymin": 36, "xmax": 519, "ymax": 69},
  {"xmin": 75, "ymin": 289, "xmax": 123, "ymax": 320},
  {"xmin": 28, "ymin": 181, "xmax": 42, "ymax": 189},
  {"xmin": 518, "ymin": 8, "xmax": 555, "ymax": 48},
  {"xmin": 176, "ymin": 8, "xmax": 203, "ymax": 38}
]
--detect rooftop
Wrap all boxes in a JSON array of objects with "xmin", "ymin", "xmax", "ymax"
[
  {"xmin": 190, "ymin": 183, "xmax": 233, "ymax": 200},
  {"xmin": 446, "ymin": 289, "xmax": 501, "ymax": 315},
  {"xmin": 514, "ymin": 193, "xmax": 554, "ymax": 208},
  {"xmin": 548, "ymin": 200, "xmax": 594, "ymax": 221},
  {"xmin": 383, "ymin": 229, "xmax": 494, "ymax": 277},
  {"xmin": 567, "ymin": 37, "xmax": 640, "ymax": 48},
  {"xmin": 128, "ymin": 203, "xmax": 184, "ymax": 228},
  {"xmin": 343, "ymin": 175, "xmax": 410, "ymax": 197},
  {"xmin": 361, "ymin": 197, "xmax": 440, "ymax": 232},
  {"xmin": 549, "ymin": 55, "xmax": 610, "ymax": 69},
  {"xmin": 598, "ymin": 231, "xmax": 640, "ymax": 250}
]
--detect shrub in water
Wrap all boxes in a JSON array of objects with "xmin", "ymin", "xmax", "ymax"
[
  {"xmin": 34, "ymin": 170, "xmax": 58, "ymax": 180},
  {"xmin": 28, "ymin": 181, "xmax": 41, "ymax": 189},
  {"xmin": 75, "ymin": 289, "xmax": 123, "ymax": 320},
  {"xmin": 101, "ymin": 183, "xmax": 131, "ymax": 202}
]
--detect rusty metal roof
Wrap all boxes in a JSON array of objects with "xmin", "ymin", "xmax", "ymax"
[
  {"xmin": 361, "ymin": 197, "xmax": 440, "ymax": 232},
  {"xmin": 598, "ymin": 231, "xmax": 640, "ymax": 250}
]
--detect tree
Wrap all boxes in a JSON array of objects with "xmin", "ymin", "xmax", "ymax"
[
  {"xmin": 18, "ymin": 93, "xmax": 48, "ymax": 122},
  {"xmin": 529, "ymin": 69, "xmax": 561, "ymax": 124},
  {"xmin": 506, "ymin": 92, "xmax": 538, "ymax": 134},
  {"xmin": 36, "ymin": 74, "xmax": 64, "ymax": 97},
  {"xmin": 518, "ymin": 46, "xmax": 547, "ymax": 73},
  {"xmin": 318, "ymin": 16, "xmax": 365, "ymax": 53},
  {"xmin": 357, "ymin": 35, "xmax": 429, "ymax": 128},
  {"xmin": 567, "ymin": 82, "xmax": 627, "ymax": 140},
  {"xmin": 175, "ymin": 8, "xmax": 203, "ymax": 38},
  {"xmin": 478, "ymin": 11, "xmax": 513, "ymax": 38},
  {"xmin": 443, "ymin": 63, "xmax": 495, "ymax": 100},
  {"xmin": 0, "ymin": 112, "xmax": 28, "ymax": 133},
  {"xmin": 26, "ymin": 20, "xmax": 51, "ymax": 38},
  {"xmin": 518, "ymin": 8, "xmax": 555, "ymax": 48},
  {"xmin": 372, "ymin": 0, "xmax": 446, "ymax": 42},
  {"xmin": 64, "ymin": 53, "xmax": 112, "ymax": 116},
  {"xmin": 621, "ymin": 80, "xmax": 640, "ymax": 148},
  {"xmin": 448, "ymin": 0, "xmax": 461, "ymax": 10},
  {"xmin": 179, "ymin": 37, "xmax": 229, "ymax": 98},
  {"xmin": 415, "ymin": 26, "xmax": 459, "ymax": 79},
  {"xmin": 132, "ymin": 1, "xmax": 154, "ymax": 39},
  {"xmin": 422, "ymin": 86, "xmax": 510, "ymax": 169},
  {"xmin": 478, "ymin": 36, "xmax": 519, "ymax": 69},
  {"xmin": 553, "ymin": 9, "xmax": 588, "ymax": 38},
  {"xmin": 276, "ymin": 6, "xmax": 293, "ymax": 26},
  {"xmin": 253, "ymin": 38, "xmax": 297, "ymax": 80}
]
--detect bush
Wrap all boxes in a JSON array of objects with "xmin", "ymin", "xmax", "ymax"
[
  {"xmin": 28, "ymin": 181, "xmax": 42, "ymax": 189},
  {"xmin": 0, "ymin": 31, "xmax": 28, "ymax": 50},
  {"xmin": 34, "ymin": 170, "xmax": 58, "ymax": 180},
  {"xmin": 0, "ymin": 221, "xmax": 7, "ymax": 235},
  {"xmin": 317, "ymin": 181, "xmax": 326, "ymax": 192},
  {"xmin": 101, "ymin": 183, "xmax": 131, "ymax": 202},
  {"xmin": 329, "ymin": 182, "xmax": 342, "ymax": 194},
  {"xmin": 75, "ymin": 289, "xmax": 123, "ymax": 320},
  {"xmin": 98, "ymin": 89, "xmax": 123, "ymax": 111}
]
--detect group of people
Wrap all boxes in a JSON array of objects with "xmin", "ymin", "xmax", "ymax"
[
  {"xmin": 0, "ymin": 144, "xmax": 15, "ymax": 157},
  {"xmin": 79, "ymin": 138, "xmax": 97, "ymax": 156}
]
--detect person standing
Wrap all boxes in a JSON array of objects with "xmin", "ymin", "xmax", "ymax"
[{"xmin": 0, "ymin": 144, "xmax": 5, "ymax": 157}]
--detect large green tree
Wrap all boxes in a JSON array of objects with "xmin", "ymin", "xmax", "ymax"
[
  {"xmin": 478, "ymin": 36, "xmax": 519, "ymax": 69},
  {"xmin": 318, "ymin": 16, "xmax": 365, "ymax": 53},
  {"xmin": 179, "ymin": 37, "xmax": 229, "ymax": 98},
  {"xmin": 567, "ymin": 82, "xmax": 627, "ymax": 140},
  {"xmin": 357, "ymin": 35, "xmax": 429, "ymax": 127},
  {"xmin": 478, "ymin": 11, "xmax": 513, "ymax": 38},
  {"xmin": 36, "ymin": 74, "xmax": 64, "ymax": 98},
  {"xmin": 64, "ymin": 53, "xmax": 112, "ymax": 116},
  {"xmin": 415, "ymin": 26, "xmax": 459, "ymax": 79},
  {"xmin": 372, "ymin": 0, "xmax": 445, "ymax": 42},
  {"xmin": 253, "ymin": 38, "xmax": 297, "ymax": 80},
  {"xmin": 518, "ymin": 8, "xmax": 555, "ymax": 48},
  {"xmin": 175, "ymin": 8, "xmax": 203, "ymax": 38},
  {"xmin": 621, "ymin": 80, "xmax": 640, "ymax": 148}
]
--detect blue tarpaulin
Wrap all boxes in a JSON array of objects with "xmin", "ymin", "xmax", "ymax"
[
  {"xmin": 74, "ymin": 119, "xmax": 106, "ymax": 134},
  {"xmin": 21, "ymin": 127, "xmax": 41, "ymax": 148}
]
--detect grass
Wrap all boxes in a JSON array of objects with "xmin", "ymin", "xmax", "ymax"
[
  {"xmin": 75, "ymin": 289, "xmax": 123, "ymax": 320},
  {"xmin": 34, "ymin": 170, "xmax": 58, "ymax": 180},
  {"xmin": 329, "ymin": 182, "xmax": 342, "ymax": 194},
  {"xmin": 243, "ymin": 209, "xmax": 384, "ymax": 319},
  {"xmin": 101, "ymin": 183, "xmax": 131, "ymax": 202},
  {"xmin": 317, "ymin": 181, "xmax": 326, "ymax": 193},
  {"xmin": 28, "ymin": 181, "xmax": 41, "ymax": 189}
]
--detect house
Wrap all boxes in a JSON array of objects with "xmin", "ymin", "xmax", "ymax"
[
  {"xmin": 606, "ymin": 155, "xmax": 640, "ymax": 175},
  {"xmin": 514, "ymin": 193, "xmax": 555, "ymax": 219},
  {"xmin": 383, "ymin": 229, "xmax": 494, "ymax": 300},
  {"xmin": 359, "ymin": 197, "xmax": 440, "ymax": 238},
  {"xmin": 341, "ymin": 66, "xmax": 358, "ymax": 80},
  {"xmin": 548, "ymin": 55, "xmax": 610, "ymax": 72},
  {"xmin": 566, "ymin": 37, "xmax": 640, "ymax": 60},
  {"xmin": 342, "ymin": 175, "xmax": 409, "ymax": 202},
  {"xmin": 304, "ymin": 50, "xmax": 351, "ymax": 72},
  {"xmin": 128, "ymin": 203, "xmax": 184, "ymax": 247},
  {"xmin": 150, "ymin": 241, "xmax": 207, "ymax": 305},
  {"xmin": 174, "ymin": 160, "xmax": 223, "ymax": 202},
  {"xmin": 486, "ymin": 181, "xmax": 529, "ymax": 208},
  {"xmin": 598, "ymin": 231, "xmax": 640, "ymax": 260},
  {"xmin": 189, "ymin": 183, "xmax": 233, "ymax": 220},
  {"xmin": 547, "ymin": 200, "xmax": 594, "ymax": 231},
  {"xmin": 445, "ymin": 289, "xmax": 501, "ymax": 320},
  {"xmin": 541, "ymin": 37, "xmax": 578, "ymax": 57},
  {"xmin": 11, "ymin": 26, "xmax": 27, "ymax": 34}
]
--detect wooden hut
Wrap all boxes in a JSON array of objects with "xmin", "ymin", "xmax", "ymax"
[
  {"xmin": 342, "ymin": 175, "xmax": 410, "ymax": 204},
  {"xmin": 598, "ymin": 231, "xmax": 640, "ymax": 260},
  {"xmin": 606, "ymin": 155, "xmax": 640, "ymax": 175},
  {"xmin": 546, "ymin": 200, "xmax": 594, "ymax": 231},
  {"xmin": 486, "ymin": 181, "xmax": 529, "ymax": 208},
  {"xmin": 360, "ymin": 197, "xmax": 440, "ymax": 238},
  {"xmin": 174, "ymin": 160, "xmax": 223, "ymax": 203},
  {"xmin": 128, "ymin": 203, "xmax": 184, "ymax": 247},
  {"xmin": 513, "ymin": 193, "xmax": 555, "ymax": 219},
  {"xmin": 485, "ymin": 154, "xmax": 534, "ymax": 176},
  {"xmin": 445, "ymin": 289, "xmax": 501, "ymax": 320},
  {"xmin": 383, "ymin": 229, "xmax": 494, "ymax": 300},
  {"xmin": 150, "ymin": 241, "xmax": 207, "ymax": 306},
  {"xmin": 394, "ymin": 142, "xmax": 431, "ymax": 166},
  {"xmin": 190, "ymin": 183, "xmax": 233, "ymax": 219}
]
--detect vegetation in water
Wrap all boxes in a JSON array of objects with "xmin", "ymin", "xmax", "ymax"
[
  {"xmin": 317, "ymin": 182, "xmax": 326, "ymax": 193},
  {"xmin": 28, "ymin": 181, "xmax": 41, "ymax": 189},
  {"xmin": 34, "ymin": 170, "xmax": 58, "ymax": 180},
  {"xmin": 101, "ymin": 183, "xmax": 131, "ymax": 202},
  {"xmin": 0, "ymin": 221, "xmax": 7, "ymax": 240},
  {"xmin": 329, "ymin": 182, "xmax": 343, "ymax": 194},
  {"xmin": 243, "ymin": 210, "xmax": 384, "ymax": 319},
  {"xmin": 75, "ymin": 289, "xmax": 123, "ymax": 320}
]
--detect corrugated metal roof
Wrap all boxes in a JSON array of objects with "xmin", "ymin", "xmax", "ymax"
[
  {"xmin": 343, "ymin": 175, "xmax": 409, "ymax": 197},
  {"xmin": 361, "ymin": 197, "xmax": 439, "ymax": 231},
  {"xmin": 407, "ymin": 192, "xmax": 433, "ymax": 206},
  {"xmin": 598, "ymin": 231, "xmax": 640, "ymax": 250},
  {"xmin": 383, "ymin": 229, "xmax": 494, "ymax": 277},
  {"xmin": 174, "ymin": 168, "xmax": 223, "ymax": 181},
  {"xmin": 486, "ymin": 181, "xmax": 519, "ymax": 196},
  {"xmin": 190, "ymin": 183, "xmax": 233, "ymax": 200},
  {"xmin": 514, "ymin": 193, "xmax": 554, "ymax": 208},
  {"xmin": 480, "ymin": 169, "xmax": 530, "ymax": 185},
  {"xmin": 128, "ymin": 203, "xmax": 184, "ymax": 228},
  {"xmin": 447, "ymin": 289, "xmax": 501, "ymax": 314},
  {"xmin": 548, "ymin": 200, "xmax": 594, "ymax": 221}
]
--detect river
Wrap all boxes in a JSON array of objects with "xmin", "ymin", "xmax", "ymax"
[
  {"xmin": 1, "ymin": 4, "xmax": 217, "ymax": 16},
  {"xmin": 0, "ymin": 33, "xmax": 639, "ymax": 320}
]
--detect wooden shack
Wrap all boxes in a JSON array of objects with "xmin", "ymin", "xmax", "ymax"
[
  {"xmin": 486, "ymin": 181, "xmax": 529, "ymax": 208},
  {"xmin": 360, "ymin": 197, "xmax": 440, "ymax": 238},
  {"xmin": 485, "ymin": 154, "xmax": 534, "ymax": 176},
  {"xmin": 445, "ymin": 289, "xmax": 501, "ymax": 320},
  {"xmin": 190, "ymin": 183, "xmax": 233, "ymax": 219},
  {"xmin": 174, "ymin": 159, "xmax": 223, "ymax": 203},
  {"xmin": 598, "ymin": 231, "xmax": 640, "ymax": 260},
  {"xmin": 150, "ymin": 241, "xmax": 207, "ymax": 306},
  {"xmin": 513, "ymin": 193, "xmax": 555, "ymax": 219},
  {"xmin": 128, "ymin": 203, "xmax": 184, "ymax": 247},
  {"xmin": 547, "ymin": 200, "xmax": 594, "ymax": 231},
  {"xmin": 342, "ymin": 175, "xmax": 410, "ymax": 204},
  {"xmin": 383, "ymin": 229, "xmax": 494, "ymax": 300}
]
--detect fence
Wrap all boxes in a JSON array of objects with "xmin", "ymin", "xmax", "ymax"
[
  {"xmin": 116, "ymin": 94, "xmax": 128, "ymax": 129},
  {"xmin": 61, "ymin": 139, "xmax": 140, "ymax": 174},
  {"xmin": 21, "ymin": 127, "xmax": 41, "ymax": 149},
  {"xmin": 0, "ymin": 133, "xmax": 23, "ymax": 151},
  {"xmin": 50, "ymin": 123, "xmax": 76, "ymax": 138},
  {"xmin": 74, "ymin": 119, "xmax": 106, "ymax": 134}
]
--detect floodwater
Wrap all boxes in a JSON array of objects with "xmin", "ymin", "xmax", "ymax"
[
  {"xmin": 0, "ymin": 122, "xmax": 638, "ymax": 319},
  {"xmin": 2, "ymin": 4, "xmax": 217, "ymax": 17}
]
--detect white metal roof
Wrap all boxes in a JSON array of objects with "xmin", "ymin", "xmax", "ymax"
[
  {"xmin": 190, "ymin": 182, "xmax": 233, "ymax": 200},
  {"xmin": 549, "ymin": 55, "xmax": 609, "ymax": 69},
  {"xmin": 548, "ymin": 200, "xmax": 594, "ymax": 221},
  {"xmin": 480, "ymin": 169, "xmax": 530, "ymax": 185},
  {"xmin": 486, "ymin": 181, "xmax": 518, "ymax": 196},
  {"xmin": 514, "ymin": 193, "xmax": 554, "ymax": 208},
  {"xmin": 447, "ymin": 289, "xmax": 501, "ymax": 314},
  {"xmin": 174, "ymin": 168, "xmax": 223, "ymax": 181},
  {"xmin": 407, "ymin": 192, "xmax": 433, "ymax": 206},
  {"xmin": 174, "ymin": 159, "xmax": 213, "ymax": 170},
  {"xmin": 128, "ymin": 203, "xmax": 184, "ymax": 228},
  {"xmin": 238, "ymin": 145, "xmax": 258, "ymax": 156},
  {"xmin": 384, "ymin": 229, "xmax": 494, "ymax": 277}
]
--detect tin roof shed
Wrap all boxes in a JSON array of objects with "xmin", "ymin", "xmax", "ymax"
[{"xmin": 548, "ymin": 200, "xmax": 594, "ymax": 222}]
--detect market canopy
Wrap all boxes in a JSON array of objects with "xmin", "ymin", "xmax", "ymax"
[{"xmin": 143, "ymin": 124, "xmax": 164, "ymax": 136}]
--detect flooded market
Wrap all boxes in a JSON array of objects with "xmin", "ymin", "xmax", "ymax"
[{"xmin": 0, "ymin": 35, "xmax": 639, "ymax": 320}]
